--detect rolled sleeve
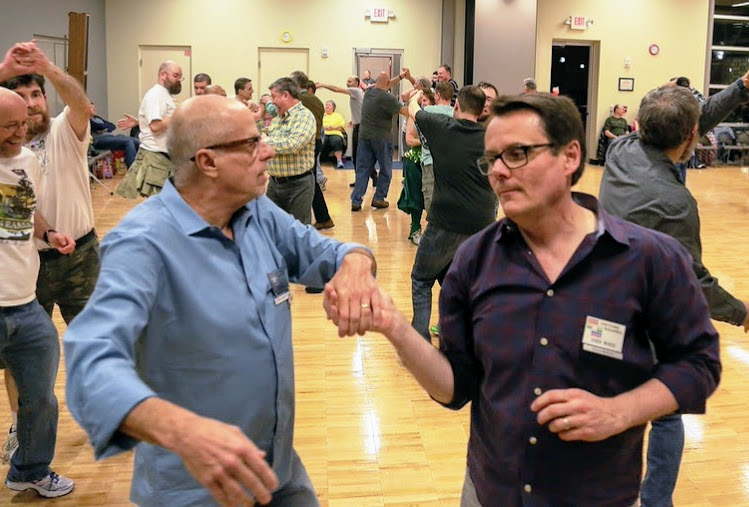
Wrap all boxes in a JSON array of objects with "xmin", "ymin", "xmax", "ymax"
[
  {"xmin": 645, "ymin": 235, "xmax": 721, "ymax": 413},
  {"xmin": 64, "ymin": 231, "xmax": 162, "ymax": 459}
]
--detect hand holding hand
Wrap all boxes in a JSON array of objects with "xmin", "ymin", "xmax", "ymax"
[
  {"xmin": 322, "ymin": 251, "xmax": 379, "ymax": 336},
  {"xmin": 531, "ymin": 388, "xmax": 627, "ymax": 442}
]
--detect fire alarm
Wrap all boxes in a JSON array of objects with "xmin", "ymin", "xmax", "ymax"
[{"xmin": 648, "ymin": 44, "xmax": 660, "ymax": 56}]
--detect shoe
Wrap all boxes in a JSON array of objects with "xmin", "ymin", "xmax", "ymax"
[
  {"xmin": 1, "ymin": 424, "xmax": 18, "ymax": 465},
  {"xmin": 371, "ymin": 199, "xmax": 389, "ymax": 209},
  {"xmin": 314, "ymin": 219, "xmax": 335, "ymax": 230},
  {"xmin": 349, "ymin": 182, "xmax": 355, "ymax": 187},
  {"xmin": 6, "ymin": 471, "xmax": 74, "ymax": 498},
  {"xmin": 351, "ymin": 203, "xmax": 362, "ymax": 212},
  {"xmin": 430, "ymin": 325, "xmax": 440, "ymax": 336},
  {"xmin": 336, "ymin": 161, "xmax": 344, "ymax": 169},
  {"xmin": 305, "ymin": 287, "xmax": 324, "ymax": 294},
  {"xmin": 408, "ymin": 230, "xmax": 421, "ymax": 245}
]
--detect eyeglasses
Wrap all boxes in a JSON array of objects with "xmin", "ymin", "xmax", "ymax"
[
  {"xmin": 190, "ymin": 135, "xmax": 262, "ymax": 161},
  {"xmin": 476, "ymin": 143, "xmax": 555, "ymax": 175},
  {"xmin": 0, "ymin": 121, "xmax": 27, "ymax": 133}
]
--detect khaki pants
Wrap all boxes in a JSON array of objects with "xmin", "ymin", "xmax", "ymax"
[{"xmin": 116, "ymin": 148, "xmax": 171, "ymax": 199}]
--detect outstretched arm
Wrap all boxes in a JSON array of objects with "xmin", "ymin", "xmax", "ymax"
[{"xmin": 316, "ymin": 82, "xmax": 349, "ymax": 95}]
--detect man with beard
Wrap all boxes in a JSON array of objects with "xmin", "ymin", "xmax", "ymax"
[
  {"xmin": 0, "ymin": 41, "xmax": 96, "ymax": 469},
  {"xmin": 117, "ymin": 60, "xmax": 182, "ymax": 198},
  {"xmin": 477, "ymin": 81, "xmax": 498, "ymax": 125}
]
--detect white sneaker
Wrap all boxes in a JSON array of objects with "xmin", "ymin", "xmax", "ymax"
[
  {"xmin": 6, "ymin": 471, "xmax": 74, "ymax": 498},
  {"xmin": 1, "ymin": 424, "xmax": 17, "ymax": 465}
]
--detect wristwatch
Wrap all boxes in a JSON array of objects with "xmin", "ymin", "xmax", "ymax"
[{"xmin": 43, "ymin": 229, "xmax": 57, "ymax": 246}]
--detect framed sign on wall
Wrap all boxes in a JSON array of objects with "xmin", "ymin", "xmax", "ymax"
[{"xmin": 618, "ymin": 77, "xmax": 634, "ymax": 92}]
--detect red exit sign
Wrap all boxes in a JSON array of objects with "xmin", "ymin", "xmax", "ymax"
[{"xmin": 370, "ymin": 7, "xmax": 389, "ymax": 22}]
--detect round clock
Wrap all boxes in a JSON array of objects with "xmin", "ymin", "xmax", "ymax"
[
  {"xmin": 281, "ymin": 31, "xmax": 293, "ymax": 43},
  {"xmin": 648, "ymin": 44, "xmax": 660, "ymax": 56}
]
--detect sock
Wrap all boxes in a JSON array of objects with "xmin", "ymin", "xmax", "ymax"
[{"xmin": 11, "ymin": 411, "xmax": 17, "ymax": 426}]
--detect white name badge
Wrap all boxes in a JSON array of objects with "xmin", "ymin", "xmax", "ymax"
[{"xmin": 582, "ymin": 315, "xmax": 625, "ymax": 360}]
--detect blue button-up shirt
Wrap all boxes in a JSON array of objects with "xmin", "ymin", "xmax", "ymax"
[
  {"xmin": 64, "ymin": 179, "xmax": 368, "ymax": 506},
  {"xmin": 439, "ymin": 193, "xmax": 720, "ymax": 506}
]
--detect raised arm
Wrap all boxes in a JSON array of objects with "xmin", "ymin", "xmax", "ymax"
[{"xmin": 316, "ymin": 82, "xmax": 349, "ymax": 95}]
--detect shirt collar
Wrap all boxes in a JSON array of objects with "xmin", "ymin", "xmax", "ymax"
[
  {"xmin": 495, "ymin": 192, "xmax": 630, "ymax": 247},
  {"xmin": 280, "ymin": 101, "xmax": 303, "ymax": 121},
  {"xmin": 160, "ymin": 178, "xmax": 254, "ymax": 236}
]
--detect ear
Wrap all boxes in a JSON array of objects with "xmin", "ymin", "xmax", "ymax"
[
  {"xmin": 193, "ymin": 150, "xmax": 220, "ymax": 180},
  {"xmin": 560, "ymin": 140, "xmax": 582, "ymax": 177}
]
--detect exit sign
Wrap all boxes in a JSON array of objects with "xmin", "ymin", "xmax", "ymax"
[
  {"xmin": 571, "ymin": 15, "xmax": 588, "ymax": 30},
  {"xmin": 370, "ymin": 7, "xmax": 389, "ymax": 22}
]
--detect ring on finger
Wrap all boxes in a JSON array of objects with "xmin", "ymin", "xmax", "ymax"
[
  {"xmin": 361, "ymin": 302, "xmax": 370, "ymax": 309},
  {"xmin": 562, "ymin": 417, "xmax": 571, "ymax": 431}
]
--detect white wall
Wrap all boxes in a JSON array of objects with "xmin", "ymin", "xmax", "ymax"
[{"xmin": 0, "ymin": 0, "xmax": 108, "ymax": 115}]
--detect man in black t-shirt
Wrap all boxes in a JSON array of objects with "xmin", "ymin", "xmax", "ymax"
[
  {"xmin": 409, "ymin": 86, "xmax": 498, "ymax": 340},
  {"xmin": 350, "ymin": 72, "xmax": 407, "ymax": 211}
]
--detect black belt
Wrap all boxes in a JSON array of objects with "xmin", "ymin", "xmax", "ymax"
[
  {"xmin": 270, "ymin": 171, "xmax": 312, "ymax": 184},
  {"xmin": 39, "ymin": 229, "xmax": 97, "ymax": 261}
]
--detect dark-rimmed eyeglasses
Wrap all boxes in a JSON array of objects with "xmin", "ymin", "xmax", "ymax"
[
  {"xmin": 190, "ymin": 135, "xmax": 262, "ymax": 162},
  {"xmin": 476, "ymin": 143, "xmax": 555, "ymax": 175}
]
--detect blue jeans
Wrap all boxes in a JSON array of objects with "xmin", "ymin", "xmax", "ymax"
[
  {"xmin": 0, "ymin": 300, "xmax": 60, "ymax": 482},
  {"xmin": 351, "ymin": 137, "xmax": 393, "ymax": 205},
  {"xmin": 640, "ymin": 413, "xmax": 684, "ymax": 507},
  {"xmin": 411, "ymin": 224, "xmax": 472, "ymax": 340},
  {"xmin": 93, "ymin": 134, "xmax": 140, "ymax": 167}
]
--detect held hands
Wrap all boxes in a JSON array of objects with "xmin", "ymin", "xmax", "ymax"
[
  {"xmin": 116, "ymin": 113, "xmax": 138, "ymax": 130},
  {"xmin": 174, "ymin": 416, "xmax": 278, "ymax": 506},
  {"xmin": 530, "ymin": 388, "xmax": 628, "ymax": 442},
  {"xmin": 49, "ymin": 232, "xmax": 76, "ymax": 255},
  {"xmin": 1, "ymin": 40, "xmax": 50, "ymax": 76}
]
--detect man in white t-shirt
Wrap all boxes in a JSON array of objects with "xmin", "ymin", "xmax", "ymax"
[
  {"xmin": 116, "ymin": 60, "xmax": 181, "ymax": 198},
  {"xmin": 0, "ymin": 85, "xmax": 76, "ymax": 498}
]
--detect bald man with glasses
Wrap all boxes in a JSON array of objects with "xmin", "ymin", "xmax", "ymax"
[{"xmin": 65, "ymin": 95, "xmax": 380, "ymax": 507}]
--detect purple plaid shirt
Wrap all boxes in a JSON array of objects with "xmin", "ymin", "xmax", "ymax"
[{"xmin": 439, "ymin": 193, "xmax": 720, "ymax": 507}]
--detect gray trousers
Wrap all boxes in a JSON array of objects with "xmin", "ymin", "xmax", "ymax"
[{"xmin": 266, "ymin": 172, "xmax": 315, "ymax": 225}]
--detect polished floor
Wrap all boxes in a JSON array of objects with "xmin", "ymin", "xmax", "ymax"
[{"xmin": 2, "ymin": 164, "xmax": 749, "ymax": 505}]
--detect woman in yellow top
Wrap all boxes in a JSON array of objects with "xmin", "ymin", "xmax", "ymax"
[{"xmin": 322, "ymin": 100, "xmax": 347, "ymax": 168}]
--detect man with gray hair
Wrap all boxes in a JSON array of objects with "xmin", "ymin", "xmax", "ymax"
[
  {"xmin": 117, "ymin": 60, "xmax": 182, "ymax": 198},
  {"xmin": 600, "ymin": 74, "xmax": 749, "ymax": 506},
  {"xmin": 262, "ymin": 77, "xmax": 316, "ymax": 224},
  {"xmin": 64, "ymin": 95, "xmax": 381, "ymax": 506},
  {"xmin": 523, "ymin": 78, "xmax": 537, "ymax": 94}
]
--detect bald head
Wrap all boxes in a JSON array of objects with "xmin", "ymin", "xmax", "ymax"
[
  {"xmin": 0, "ymin": 88, "xmax": 29, "ymax": 158},
  {"xmin": 168, "ymin": 96, "xmax": 251, "ymax": 184},
  {"xmin": 375, "ymin": 72, "xmax": 390, "ymax": 89},
  {"xmin": 204, "ymin": 84, "xmax": 227, "ymax": 96}
]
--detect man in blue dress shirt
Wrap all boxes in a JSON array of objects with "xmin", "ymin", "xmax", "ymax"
[
  {"xmin": 64, "ymin": 95, "xmax": 380, "ymax": 506},
  {"xmin": 329, "ymin": 93, "xmax": 721, "ymax": 506}
]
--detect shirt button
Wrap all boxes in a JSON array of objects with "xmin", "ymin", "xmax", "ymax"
[
  {"xmin": 529, "ymin": 436, "xmax": 537, "ymax": 445},
  {"xmin": 540, "ymin": 337, "xmax": 549, "ymax": 346},
  {"xmin": 533, "ymin": 387, "xmax": 542, "ymax": 396},
  {"xmin": 524, "ymin": 484, "xmax": 532, "ymax": 493},
  {"xmin": 546, "ymin": 289, "xmax": 555, "ymax": 297}
]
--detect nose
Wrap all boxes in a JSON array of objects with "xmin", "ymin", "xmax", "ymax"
[
  {"xmin": 258, "ymin": 141, "xmax": 275, "ymax": 160},
  {"xmin": 490, "ymin": 157, "xmax": 511, "ymax": 178}
]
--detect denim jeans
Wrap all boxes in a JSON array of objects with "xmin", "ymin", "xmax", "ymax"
[
  {"xmin": 0, "ymin": 300, "xmax": 59, "ymax": 482},
  {"xmin": 93, "ymin": 134, "xmax": 141, "ymax": 167},
  {"xmin": 351, "ymin": 137, "xmax": 393, "ymax": 205},
  {"xmin": 266, "ymin": 172, "xmax": 315, "ymax": 225},
  {"xmin": 411, "ymin": 224, "xmax": 472, "ymax": 340},
  {"xmin": 640, "ymin": 413, "xmax": 684, "ymax": 507}
]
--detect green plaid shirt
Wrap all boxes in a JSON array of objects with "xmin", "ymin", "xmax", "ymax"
[{"xmin": 264, "ymin": 102, "xmax": 316, "ymax": 177}]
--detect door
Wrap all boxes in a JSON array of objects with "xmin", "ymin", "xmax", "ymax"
[
  {"xmin": 551, "ymin": 41, "xmax": 599, "ymax": 159},
  {"xmin": 33, "ymin": 35, "xmax": 67, "ymax": 116},
  {"xmin": 354, "ymin": 48, "xmax": 404, "ymax": 159},
  {"xmin": 258, "ymin": 48, "xmax": 309, "ymax": 97},
  {"xmin": 139, "ymin": 46, "xmax": 192, "ymax": 104}
]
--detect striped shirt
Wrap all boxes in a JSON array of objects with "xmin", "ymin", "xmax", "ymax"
[
  {"xmin": 265, "ymin": 102, "xmax": 316, "ymax": 177},
  {"xmin": 439, "ymin": 193, "xmax": 720, "ymax": 506}
]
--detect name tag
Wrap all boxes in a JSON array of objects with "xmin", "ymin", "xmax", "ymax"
[
  {"xmin": 582, "ymin": 315, "xmax": 625, "ymax": 360},
  {"xmin": 268, "ymin": 268, "xmax": 291, "ymax": 306}
]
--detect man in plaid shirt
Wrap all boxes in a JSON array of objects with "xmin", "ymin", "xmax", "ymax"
[{"xmin": 263, "ymin": 77, "xmax": 316, "ymax": 225}]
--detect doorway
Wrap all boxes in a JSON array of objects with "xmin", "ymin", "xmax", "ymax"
[
  {"xmin": 139, "ymin": 45, "xmax": 192, "ymax": 104},
  {"xmin": 258, "ymin": 48, "xmax": 310, "ymax": 97},
  {"xmin": 33, "ymin": 35, "xmax": 67, "ymax": 117},
  {"xmin": 551, "ymin": 41, "xmax": 599, "ymax": 157},
  {"xmin": 353, "ymin": 48, "xmax": 404, "ymax": 159}
]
